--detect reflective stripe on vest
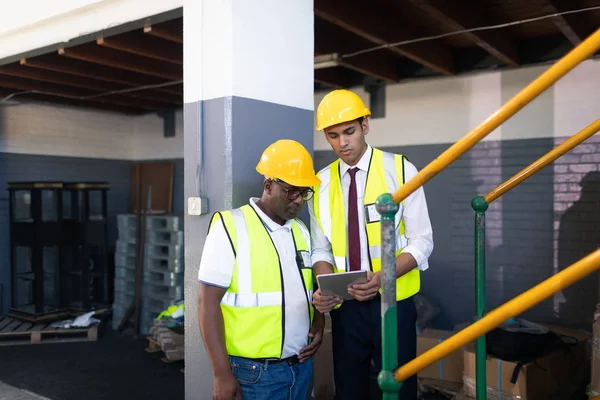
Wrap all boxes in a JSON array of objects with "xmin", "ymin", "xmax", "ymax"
[
  {"xmin": 313, "ymin": 148, "xmax": 420, "ymax": 301},
  {"xmin": 209, "ymin": 204, "xmax": 314, "ymax": 359}
]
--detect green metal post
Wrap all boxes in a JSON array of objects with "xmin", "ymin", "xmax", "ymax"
[
  {"xmin": 376, "ymin": 193, "xmax": 403, "ymax": 400},
  {"xmin": 471, "ymin": 196, "xmax": 489, "ymax": 400}
]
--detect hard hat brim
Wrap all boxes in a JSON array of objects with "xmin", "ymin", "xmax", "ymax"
[
  {"xmin": 315, "ymin": 109, "xmax": 371, "ymax": 131},
  {"xmin": 279, "ymin": 176, "xmax": 322, "ymax": 188}
]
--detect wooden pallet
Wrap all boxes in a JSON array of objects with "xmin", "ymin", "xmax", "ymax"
[
  {"xmin": 7, "ymin": 308, "xmax": 71, "ymax": 323},
  {"xmin": 0, "ymin": 315, "xmax": 100, "ymax": 346},
  {"xmin": 145, "ymin": 319, "xmax": 184, "ymax": 363}
]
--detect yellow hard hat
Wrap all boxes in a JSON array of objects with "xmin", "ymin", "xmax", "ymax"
[
  {"xmin": 256, "ymin": 140, "xmax": 322, "ymax": 187},
  {"xmin": 316, "ymin": 89, "xmax": 371, "ymax": 131}
]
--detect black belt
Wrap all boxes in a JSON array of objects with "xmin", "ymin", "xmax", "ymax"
[{"xmin": 240, "ymin": 355, "xmax": 299, "ymax": 366}]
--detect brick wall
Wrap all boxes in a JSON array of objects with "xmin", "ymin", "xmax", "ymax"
[
  {"xmin": 552, "ymin": 135, "xmax": 600, "ymax": 328},
  {"xmin": 0, "ymin": 103, "xmax": 133, "ymax": 159}
]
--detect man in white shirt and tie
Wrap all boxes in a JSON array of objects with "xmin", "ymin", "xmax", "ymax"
[{"xmin": 308, "ymin": 89, "xmax": 434, "ymax": 400}]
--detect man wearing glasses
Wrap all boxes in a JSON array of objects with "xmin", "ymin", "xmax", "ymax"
[{"xmin": 197, "ymin": 139, "xmax": 326, "ymax": 400}]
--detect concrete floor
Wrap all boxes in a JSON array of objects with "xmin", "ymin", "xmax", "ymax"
[
  {"xmin": 0, "ymin": 382, "xmax": 53, "ymax": 400},
  {"xmin": 0, "ymin": 326, "xmax": 184, "ymax": 400}
]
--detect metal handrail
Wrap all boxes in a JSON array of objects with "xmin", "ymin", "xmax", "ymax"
[
  {"xmin": 389, "ymin": 27, "xmax": 600, "ymax": 206},
  {"xmin": 470, "ymin": 118, "xmax": 600, "ymax": 399},
  {"xmin": 484, "ymin": 118, "xmax": 600, "ymax": 204},
  {"xmin": 375, "ymin": 25, "xmax": 600, "ymax": 400},
  {"xmin": 395, "ymin": 248, "xmax": 600, "ymax": 380}
]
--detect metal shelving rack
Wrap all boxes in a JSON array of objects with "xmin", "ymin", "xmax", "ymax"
[{"xmin": 7, "ymin": 181, "xmax": 110, "ymax": 318}]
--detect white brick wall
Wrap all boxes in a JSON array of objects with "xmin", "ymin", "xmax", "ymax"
[
  {"xmin": 0, "ymin": 102, "xmax": 134, "ymax": 159},
  {"xmin": 131, "ymin": 110, "xmax": 183, "ymax": 160},
  {"xmin": 0, "ymin": 102, "xmax": 183, "ymax": 160}
]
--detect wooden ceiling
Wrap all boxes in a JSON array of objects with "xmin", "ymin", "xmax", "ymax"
[
  {"xmin": 314, "ymin": 0, "xmax": 600, "ymax": 89},
  {"xmin": 0, "ymin": 18, "xmax": 183, "ymax": 115},
  {"xmin": 0, "ymin": 1, "xmax": 599, "ymax": 115}
]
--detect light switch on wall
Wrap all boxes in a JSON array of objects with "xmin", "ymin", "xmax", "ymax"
[{"xmin": 188, "ymin": 197, "xmax": 208, "ymax": 215}]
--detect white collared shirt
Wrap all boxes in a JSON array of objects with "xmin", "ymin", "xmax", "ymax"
[
  {"xmin": 198, "ymin": 198, "xmax": 311, "ymax": 358},
  {"xmin": 308, "ymin": 144, "xmax": 434, "ymax": 272}
]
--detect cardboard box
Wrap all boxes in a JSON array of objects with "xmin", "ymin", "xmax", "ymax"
[
  {"xmin": 463, "ymin": 325, "xmax": 591, "ymax": 400},
  {"xmin": 590, "ymin": 320, "xmax": 600, "ymax": 397},
  {"xmin": 417, "ymin": 329, "xmax": 464, "ymax": 383}
]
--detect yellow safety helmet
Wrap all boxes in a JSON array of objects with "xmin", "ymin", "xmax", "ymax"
[
  {"xmin": 256, "ymin": 139, "xmax": 322, "ymax": 187},
  {"xmin": 315, "ymin": 89, "xmax": 371, "ymax": 131}
]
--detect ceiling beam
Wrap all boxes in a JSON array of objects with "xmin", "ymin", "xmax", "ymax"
[
  {"xmin": 406, "ymin": 0, "xmax": 519, "ymax": 67},
  {"xmin": 314, "ymin": 67, "xmax": 361, "ymax": 89},
  {"xmin": 0, "ymin": 63, "xmax": 181, "ymax": 104},
  {"xmin": 0, "ymin": 75, "xmax": 171, "ymax": 111},
  {"xmin": 143, "ymin": 18, "xmax": 183, "ymax": 43},
  {"xmin": 58, "ymin": 44, "xmax": 182, "ymax": 80},
  {"xmin": 20, "ymin": 54, "xmax": 182, "ymax": 96},
  {"xmin": 97, "ymin": 32, "xmax": 182, "ymax": 65},
  {"xmin": 544, "ymin": 0, "xmax": 594, "ymax": 46},
  {"xmin": 315, "ymin": 0, "xmax": 454, "ymax": 75},
  {"xmin": 315, "ymin": 19, "xmax": 404, "ymax": 82},
  {"xmin": 0, "ymin": 89, "xmax": 146, "ymax": 115}
]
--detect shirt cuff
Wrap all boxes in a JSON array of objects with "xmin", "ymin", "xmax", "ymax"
[
  {"xmin": 400, "ymin": 245, "xmax": 429, "ymax": 272},
  {"xmin": 310, "ymin": 251, "xmax": 335, "ymax": 267}
]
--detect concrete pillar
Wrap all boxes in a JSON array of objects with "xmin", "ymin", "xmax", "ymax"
[{"xmin": 183, "ymin": 1, "xmax": 314, "ymax": 397}]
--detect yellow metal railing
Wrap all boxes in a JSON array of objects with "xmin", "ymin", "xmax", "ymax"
[
  {"xmin": 400, "ymin": 117, "xmax": 600, "ymax": 378},
  {"xmin": 468, "ymin": 118, "xmax": 600, "ymax": 398},
  {"xmin": 375, "ymin": 25, "xmax": 600, "ymax": 400},
  {"xmin": 390, "ymin": 27, "xmax": 600, "ymax": 206},
  {"xmin": 395, "ymin": 248, "xmax": 600, "ymax": 381},
  {"xmin": 485, "ymin": 118, "xmax": 600, "ymax": 203}
]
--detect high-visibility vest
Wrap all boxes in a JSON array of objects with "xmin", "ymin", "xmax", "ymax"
[
  {"xmin": 209, "ymin": 204, "xmax": 314, "ymax": 359},
  {"xmin": 313, "ymin": 147, "xmax": 420, "ymax": 302}
]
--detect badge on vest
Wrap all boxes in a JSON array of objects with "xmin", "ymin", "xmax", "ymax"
[
  {"xmin": 365, "ymin": 203, "xmax": 381, "ymax": 224},
  {"xmin": 297, "ymin": 250, "xmax": 311, "ymax": 269}
]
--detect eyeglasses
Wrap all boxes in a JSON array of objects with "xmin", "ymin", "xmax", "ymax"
[{"xmin": 273, "ymin": 179, "xmax": 315, "ymax": 201}]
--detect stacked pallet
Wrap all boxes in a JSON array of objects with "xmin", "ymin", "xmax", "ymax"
[
  {"xmin": 146, "ymin": 319, "xmax": 184, "ymax": 363},
  {"xmin": 112, "ymin": 214, "xmax": 184, "ymax": 334},
  {"xmin": 0, "ymin": 315, "xmax": 100, "ymax": 346}
]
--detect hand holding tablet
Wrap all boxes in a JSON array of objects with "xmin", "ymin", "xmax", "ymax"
[{"xmin": 316, "ymin": 270, "xmax": 368, "ymax": 301}]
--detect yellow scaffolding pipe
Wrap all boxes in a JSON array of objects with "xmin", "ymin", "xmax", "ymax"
[
  {"xmin": 394, "ymin": 248, "xmax": 600, "ymax": 382},
  {"xmin": 376, "ymin": 27, "xmax": 600, "ymax": 395},
  {"xmin": 468, "ymin": 118, "xmax": 598, "ymax": 399},
  {"xmin": 484, "ymin": 118, "xmax": 600, "ymax": 203},
  {"xmin": 390, "ymin": 26, "xmax": 600, "ymax": 206}
]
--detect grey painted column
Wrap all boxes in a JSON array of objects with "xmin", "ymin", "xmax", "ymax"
[{"xmin": 183, "ymin": 1, "xmax": 315, "ymax": 397}]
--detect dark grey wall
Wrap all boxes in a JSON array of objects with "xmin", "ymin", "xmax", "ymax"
[{"xmin": 315, "ymin": 136, "xmax": 600, "ymax": 330}]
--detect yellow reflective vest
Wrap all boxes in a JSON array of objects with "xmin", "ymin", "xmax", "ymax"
[
  {"xmin": 209, "ymin": 204, "xmax": 315, "ymax": 359},
  {"xmin": 313, "ymin": 147, "xmax": 420, "ymax": 301}
]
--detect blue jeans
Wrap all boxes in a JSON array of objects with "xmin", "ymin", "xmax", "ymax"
[{"xmin": 229, "ymin": 356, "xmax": 313, "ymax": 400}]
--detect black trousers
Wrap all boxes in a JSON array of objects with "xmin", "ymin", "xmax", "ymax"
[{"xmin": 330, "ymin": 295, "xmax": 417, "ymax": 400}]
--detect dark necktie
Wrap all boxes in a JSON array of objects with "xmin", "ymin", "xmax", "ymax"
[{"xmin": 347, "ymin": 168, "xmax": 361, "ymax": 271}]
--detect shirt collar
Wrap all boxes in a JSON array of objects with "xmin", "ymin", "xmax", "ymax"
[
  {"xmin": 340, "ymin": 144, "xmax": 372, "ymax": 177},
  {"xmin": 249, "ymin": 197, "xmax": 293, "ymax": 231}
]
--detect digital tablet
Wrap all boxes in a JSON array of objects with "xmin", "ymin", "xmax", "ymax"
[{"xmin": 316, "ymin": 270, "xmax": 368, "ymax": 300}]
